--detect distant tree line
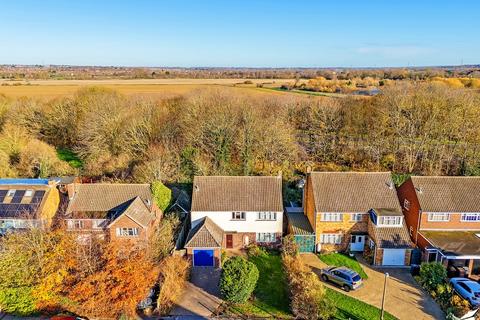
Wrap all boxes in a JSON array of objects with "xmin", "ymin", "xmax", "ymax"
[
  {"xmin": 1, "ymin": 65, "xmax": 480, "ymax": 80},
  {"xmin": 0, "ymin": 82, "xmax": 479, "ymax": 184}
]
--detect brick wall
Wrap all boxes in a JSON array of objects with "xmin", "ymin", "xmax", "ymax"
[
  {"xmin": 304, "ymin": 175, "xmax": 316, "ymax": 229},
  {"xmin": 397, "ymin": 178, "xmax": 421, "ymax": 245},
  {"xmin": 315, "ymin": 212, "xmax": 369, "ymax": 252},
  {"xmin": 224, "ymin": 232, "xmax": 281, "ymax": 249},
  {"xmin": 109, "ymin": 214, "xmax": 148, "ymax": 243},
  {"xmin": 420, "ymin": 212, "xmax": 480, "ymax": 231}
]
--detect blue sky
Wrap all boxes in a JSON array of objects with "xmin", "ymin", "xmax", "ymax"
[{"xmin": 0, "ymin": 0, "xmax": 479, "ymax": 67}]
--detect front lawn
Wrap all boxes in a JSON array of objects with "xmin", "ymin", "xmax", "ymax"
[
  {"xmin": 327, "ymin": 288, "xmax": 397, "ymax": 320},
  {"xmin": 227, "ymin": 250, "xmax": 291, "ymax": 318},
  {"xmin": 319, "ymin": 253, "xmax": 369, "ymax": 279}
]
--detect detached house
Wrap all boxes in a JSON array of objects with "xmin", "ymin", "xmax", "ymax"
[
  {"xmin": 185, "ymin": 176, "xmax": 283, "ymax": 267},
  {"xmin": 296, "ymin": 172, "xmax": 413, "ymax": 266},
  {"xmin": 398, "ymin": 176, "xmax": 480, "ymax": 278},
  {"xmin": 65, "ymin": 183, "xmax": 161, "ymax": 243},
  {"xmin": 0, "ymin": 178, "xmax": 60, "ymax": 234}
]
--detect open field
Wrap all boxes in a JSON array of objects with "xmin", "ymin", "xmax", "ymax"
[{"xmin": 0, "ymin": 78, "xmax": 303, "ymax": 99}]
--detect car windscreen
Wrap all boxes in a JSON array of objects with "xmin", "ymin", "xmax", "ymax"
[{"xmin": 352, "ymin": 275, "xmax": 361, "ymax": 282}]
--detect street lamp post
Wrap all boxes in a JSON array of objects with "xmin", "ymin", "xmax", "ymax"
[{"xmin": 381, "ymin": 272, "xmax": 389, "ymax": 320}]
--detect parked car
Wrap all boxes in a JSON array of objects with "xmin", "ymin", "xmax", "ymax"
[
  {"xmin": 137, "ymin": 287, "xmax": 157, "ymax": 311},
  {"xmin": 450, "ymin": 278, "xmax": 480, "ymax": 307},
  {"xmin": 320, "ymin": 266, "xmax": 363, "ymax": 292}
]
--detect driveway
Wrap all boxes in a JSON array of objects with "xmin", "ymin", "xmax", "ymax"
[
  {"xmin": 301, "ymin": 253, "xmax": 445, "ymax": 320},
  {"xmin": 169, "ymin": 267, "xmax": 223, "ymax": 319}
]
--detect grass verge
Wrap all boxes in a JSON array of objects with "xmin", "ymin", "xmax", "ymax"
[
  {"xmin": 327, "ymin": 288, "xmax": 397, "ymax": 320},
  {"xmin": 319, "ymin": 253, "xmax": 369, "ymax": 279}
]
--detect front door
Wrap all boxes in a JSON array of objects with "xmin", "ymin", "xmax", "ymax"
[
  {"xmin": 226, "ymin": 234, "xmax": 233, "ymax": 248},
  {"xmin": 350, "ymin": 235, "xmax": 365, "ymax": 252}
]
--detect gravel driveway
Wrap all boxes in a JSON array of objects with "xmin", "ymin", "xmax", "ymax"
[{"xmin": 302, "ymin": 253, "xmax": 445, "ymax": 320}]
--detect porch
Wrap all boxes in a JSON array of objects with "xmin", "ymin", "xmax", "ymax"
[{"xmin": 420, "ymin": 230, "xmax": 480, "ymax": 279}]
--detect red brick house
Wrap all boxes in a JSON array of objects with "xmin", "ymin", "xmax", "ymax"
[
  {"xmin": 65, "ymin": 183, "xmax": 161, "ymax": 244},
  {"xmin": 298, "ymin": 171, "xmax": 413, "ymax": 266},
  {"xmin": 397, "ymin": 176, "xmax": 480, "ymax": 278}
]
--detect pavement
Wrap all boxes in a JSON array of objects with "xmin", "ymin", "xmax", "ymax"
[
  {"xmin": 169, "ymin": 267, "xmax": 223, "ymax": 319},
  {"xmin": 301, "ymin": 253, "xmax": 446, "ymax": 320}
]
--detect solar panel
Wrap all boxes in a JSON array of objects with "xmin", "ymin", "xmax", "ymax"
[
  {"xmin": 11, "ymin": 190, "xmax": 26, "ymax": 204},
  {"xmin": 0, "ymin": 190, "xmax": 7, "ymax": 196}
]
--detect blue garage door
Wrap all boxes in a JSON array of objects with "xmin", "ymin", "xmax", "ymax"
[{"xmin": 193, "ymin": 249, "xmax": 214, "ymax": 266}]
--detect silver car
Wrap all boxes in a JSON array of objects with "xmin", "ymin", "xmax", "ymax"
[{"xmin": 320, "ymin": 266, "xmax": 363, "ymax": 292}]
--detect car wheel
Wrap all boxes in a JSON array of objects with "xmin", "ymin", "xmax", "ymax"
[
  {"xmin": 342, "ymin": 285, "xmax": 351, "ymax": 292},
  {"xmin": 321, "ymin": 274, "xmax": 328, "ymax": 282}
]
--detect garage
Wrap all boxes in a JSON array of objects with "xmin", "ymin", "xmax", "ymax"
[
  {"xmin": 382, "ymin": 249, "xmax": 406, "ymax": 266},
  {"xmin": 193, "ymin": 249, "xmax": 214, "ymax": 267}
]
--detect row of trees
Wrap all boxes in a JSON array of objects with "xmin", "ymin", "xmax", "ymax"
[{"xmin": 0, "ymin": 82, "xmax": 479, "ymax": 183}]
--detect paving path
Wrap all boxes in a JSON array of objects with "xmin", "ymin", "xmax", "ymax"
[
  {"xmin": 169, "ymin": 267, "xmax": 223, "ymax": 319},
  {"xmin": 301, "ymin": 253, "xmax": 446, "ymax": 320}
]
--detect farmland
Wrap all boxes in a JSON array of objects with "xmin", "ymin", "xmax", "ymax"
[{"xmin": 0, "ymin": 78, "xmax": 302, "ymax": 99}]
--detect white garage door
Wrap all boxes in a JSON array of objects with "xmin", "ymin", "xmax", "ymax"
[{"xmin": 382, "ymin": 249, "xmax": 406, "ymax": 266}]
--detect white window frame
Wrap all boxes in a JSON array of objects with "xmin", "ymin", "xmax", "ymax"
[
  {"xmin": 403, "ymin": 199, "xmax": 410, "ymax": 211},
  {"xmin": 427, "ymin": 213, "xmax": 450, "ymax": 222},
  {"xmin": 460, "ymin": 213, "xmax": 480, "ymax": 222},
  {"xmin": 321, "ymin": 212, "xmax": 343, "ymax": 222},
  {"xmin": 378, "ymin": 216, "xmax": 402, "ymax": 226},
  {"xmin": 231, "ymin": 211, "xmax": 246, "ymax": 221},
  {"xmin": 6, "ymin": 190, "xmax": 15, "ymax": 197},
  {"xmin": 320, "ymin": 233, "xmax": 343, "ymax": 244},
  {"xmin": 256, "ymin": 232, "xmax": 276, "ymax": 243},
  {"xmin": 92, "ymin": 219, "xmax": 107, "ymax": 229},
  {"xmin": 24, "ymin": 189, "xmax": 34, "ymax": 197},
  {"xmin": 258, "ymin": 212, "xmax": 276, "ymax": 221},
  {"xmin": 350, "ymin": 213, "xmax": 364, "ymax": 222},
  {"xmin": 116, "ymin": 227, "xmax": 139, "ymax": 237}
]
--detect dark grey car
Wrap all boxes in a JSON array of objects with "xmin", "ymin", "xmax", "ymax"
[{"xmin": 320, "ymin": 266, "xmax": 363, "ymax": 292}]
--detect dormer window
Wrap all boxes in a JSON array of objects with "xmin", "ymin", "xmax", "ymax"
[
  {"xmin": 377, "ymin": 216, "xmax": 403, "ymax": 227},
  {"xmin": 7, "ymin": 190, "xmax": 15, "ymax": 197}
]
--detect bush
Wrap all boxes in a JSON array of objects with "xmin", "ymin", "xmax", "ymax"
[
  {"xmin": 283, "ymin": 255, "xmax": 335, "ymax": 320},
  {"xmin": 418, "ymin": 262, "xmax": 447, "ymax": 292},
  {"xmin": 282, "ymin": 234, "xmax": 299, "ymax": 258},
  {"xmin": 220, "ymin": 256, "xmax": 259, "ymax": 303},
  {"xmin": 0, "ymin": 287, "xmax": 36, "ymax": 316},
  {"xmin": 151, "ymin": 181, "xmax": 172, "ymax": 212},
  {"xmin": 148, "ymin": 214, "xmax": 180, "ymax": 263},
  {"xmin": 156, "ymin": 256, "xmax": 190, "ymax": 315}
]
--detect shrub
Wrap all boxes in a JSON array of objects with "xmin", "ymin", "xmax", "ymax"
[
  {"xmin": 283, "ymin": 255, "xmax": 335, "ymax": 320},
  {"xmin": 282, "ymin": 234, "xmax": 299, "ymax": 258},
  {"xmin": 148, "ymin": 214, "xmax": 180, "ymax": 263},
  {"xmin": 156, "ymin": 255, "xmax": 190, "ymax": 315},
  {"xmin": 151, "ymin": 181, "xmax": 172, "ymax": 212},
  {"xmin": 418, "ymin": 262, "xmax": 447, "ymax": 292},
  {"xmin": 220, "ymin": 256, "xmax": 259, "ymax": 303},
  {"xmin": 0, "ymin": 287, "xmax": 36, "ymax": 316}
]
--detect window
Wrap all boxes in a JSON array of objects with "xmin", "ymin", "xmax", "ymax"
[
  {"xmin": 258, "ymin": 212, "xmax": 276, "ymax": 221},
  {"xmin": 24, "ymin": 190, "xmax": 34, "ymax": 197},
  {"xmin": 6, "ymin": 190, "xmax": 15, "ymax": 197},
  {"xmin": 116, "ymin": 227, "xmax": 139, "ymax": 237},
  {"xmin": 67, "ymin": 220, "xmax": 84, "ymax": 229},
  {"xmin": 232, "ymin": 212, "xmax": 246, "ymax": 220},
  {"xmin": 427, "ymin": 213, "xmax": 450, "ymax": 222},
  {"xmin": 461, "ymin": 213, "xmax": 480, "ymax": 222},
  {"xmin": 350, "ymin": 213, "xmax": 363, "ymax": 222},
  {"xmin": 369, "ymin": 239, "xmax": 375, "ymax": 249},
  {"xmin": 379, "ymin": 216, "xmax": 402, "ymax": 226},
  {"xmin": 256, "ymin": 232, "xmax": 276, "ymax": 243},
  {"xmin": 404, "ymin": 199, "xmax": 410, "ymax": 211},
  {"xmin": 321, "ymin": 213, "xmax": 343, "ymax": 222},
  {"xmin": 320, "ymin": 233, "xmax": 343, "ymax": 244}
]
